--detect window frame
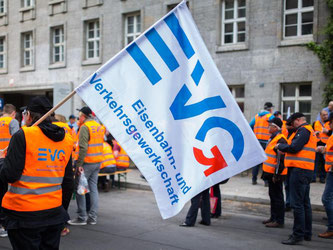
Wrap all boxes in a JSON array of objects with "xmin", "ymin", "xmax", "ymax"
[
  {"xmin": 0, "ymin": 35, "xmax": 6, "ymax": 71},
  {"xmin": 22, "ymin": 0, "xmax": 34, "ymax": 8},
  {"xmin": 0, "ymin": 0, "xmax": 6, "ymax": 14},
  {"xmin": 20, "ymin": 30, "xmax": 35, "ymax": 71},
  {"xmin": 85, "ymin": 19, "xmax": 100, "ymax": 60},
  {"xmin": 281, "ymin": 83, "xmax": 312, "ymax": 120},
  {"xmin": 124, "ymin": 12, "xmax": 141, "ymax": 46},
  {"xmin": 229, "ymin": 85, "xmax": 245, "ymax": 112},
  {"xmin": 283, "ymin": 0, "xmax": 314, "ymax": 39},
  {"xmin": 50, "ymin": 25, "xmax": 66, "ymax": 66}
]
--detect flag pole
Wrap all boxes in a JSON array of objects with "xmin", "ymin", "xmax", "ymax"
[{"xmin": 33, "ymin": 90, "xmax": 77, "ymax": 126}]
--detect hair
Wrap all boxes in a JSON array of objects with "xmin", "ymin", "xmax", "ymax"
[
  {"xmin": 3, "ymin": 104, "xmax": 16, "ymax": 114},
  {"xmin": 320, "ymin": 109, "xmax": 328, "ymax": 115},
  {"xmin": 55, "ymin": 114, "xmax": 66, "ymax": 123},
  {"xmin": 29, "ymin": 111, "xmax": 52, "ymax": 125}
]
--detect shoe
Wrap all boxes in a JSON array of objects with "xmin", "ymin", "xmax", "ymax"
[
  {"xmin": 311, "ymin": 179, "xmax": 316, "ymax": 183},
  {"xmin": 179, "ymin": 222, "xmax": 192, "ymax": 227},
  {"xmin": 211, "ymin": 214, "xmax": 220, "ymax": 218},
  {"xmin": 318, "ymin": 231, "xmax": 333, "ymax": 239},
  {"xmin": 264, "ymin": 182, "xmax": 268, "ymax": 187},
  {"xmin": 61, "ymin": 227, "xmax": 70, "ymax": 237},
  {"xmin": 304, "ymin": 236, "xmax": 311, "ymax": 241},
  {"xmin": 282, "ymin": 235, "xmax": 302, "ymax": 245},
  {"xmin": 87, "ymin": 217, "xmax": 97, "ymax": 225},
  {"xmin": 252, "ymin": 180, "xmax": 257, "ymax": 185},
  {"xmin": 262, "ymin": 218, "xmax": 272, "ymax": 224},
  {"xmin": 199, "ymin": 221, "xmax": 210, "ymax": 226},
  {"xmin": 320, "ymin": 179, "xmax": 326, "ymax": 184},
  {"xmin": 0, "ymin": 227, "xmax": 8, "ymax": 238},
  {"xmin": 68, "ymin": 218, "xmax": 87, "ymax": 226},
  {"xmin": 265, "ymin": 222, "xmax": 284, "ymax": 228}
]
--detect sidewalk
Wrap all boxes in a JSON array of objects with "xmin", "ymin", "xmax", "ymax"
[{"xmin": 124, "ymin": 167, "xmax": 326, "ymax": 211}]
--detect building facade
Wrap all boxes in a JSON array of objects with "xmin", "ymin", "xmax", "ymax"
[{"xmin": 0, "ymin": 0, "xmax": 329, "ymax": 121}]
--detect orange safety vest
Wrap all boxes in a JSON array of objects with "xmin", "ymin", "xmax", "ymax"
[
  {"xmin": 325, "ymin": 135, "xmax": 333, "ymax": 172},
  {"xmin": 52, "ymin": 121, "xmax": 74, "ymax": 139},
  {"xmin": 263, "ymin": 133, "xmax": 288, "ymax": 175},
  {"xmin": 84, "ymin": 120, "xmax": 105, "ymax": 163},
  {"xmin": 0, "ymin": 117, "xmax": 12, "ymax": 150},
  {"xmin": 253, "ymin": 113, "xmax": 272, "ymax": 141},
  {"xmin": 284, "ymin": 124, "xmax": 316, "ymax": 170},
  {"xmin": 115, "ymin": 142, "xmax": 130, "ymax": 168},
  {"xmin": 282, "ymin": 120, "xmax": 289, "ymax": 138},
  {"xmin": 2, "ymin": 126, "xmax": 73, "ymax": 212},
  {"xmin": 313, "ymin": 120, "xmax": 330, "ymax": 144},
  {"xmin": 101, "ymin": 142, "xmax": 116, "ymax": 169}
]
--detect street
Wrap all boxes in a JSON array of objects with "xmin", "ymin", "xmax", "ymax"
[{"xmin": 1, "ymin": 188, "xmax": 331, "ymax": 250}]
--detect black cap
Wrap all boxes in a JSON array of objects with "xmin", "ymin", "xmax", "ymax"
[
  {"xmin": 77, "ymin": 106, "xmax": 92, "ymax": 117},
  {"xmin": 69, "ymin": 114, "xmax": 75, "ymax": 119},
  {"xmin": 269, "ymin": 117, "xmax": 283, "ymax": 129},
  {"xmin": 273, "ymin": 111, "xmax": 281, "ymax": 116},
  {"xmin": 26, "ymin": 96, "xmax": 53, "ymax": 115},
  {"xmin": 264, "ymin": 102, "xmax": 274, "ymax": 109},
  {"xmin": 286, "ymin": 112, "xmax": 305, "ymax": 125}
]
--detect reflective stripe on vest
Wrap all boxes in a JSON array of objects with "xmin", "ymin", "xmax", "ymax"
[
  {"xmin": 263, "ymin": 133, "xmax": 288, "ymax": 175},
  {"xmin": 325, "ymin": 135, "xmax": 333, "ymax": 172},
  {"xmin": 253, "ymin": 114, "xmax": 271, "ymax": 141},
  {"xmin": 0, "ymin": 116, "xmax": 12, "ymax": 150},
  {"xmin": 101, "ymin": 142, "xmax": 116, "ymax": 169},
  {"xmin": 116, "ymin": 143, "xmax": 130, "ymax": 168},
  {"xmin": 1, "ymin": 126, "xmax": 73, "ymax": 212},
  {"xmin": 284, "ymin": 124, "xmax": 316, "ymax": 170},
  {"xmin": 84, "ymin": 120, "xmax": 105, "ymax": 163}
]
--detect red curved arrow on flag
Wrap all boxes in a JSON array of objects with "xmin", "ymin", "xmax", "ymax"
[{"xmin": 193, "ymin": 146, "xmax": 227, "ymax": 177}]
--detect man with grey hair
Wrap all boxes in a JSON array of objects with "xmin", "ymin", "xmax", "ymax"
[{"xmin": 316, "ymin": 101, "xmax": 333, "ymax": 121}]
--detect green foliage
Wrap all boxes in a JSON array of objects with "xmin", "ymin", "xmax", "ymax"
[{"xmin": 306, "ymin": 0, "xmax": 333, "ymax": 105}]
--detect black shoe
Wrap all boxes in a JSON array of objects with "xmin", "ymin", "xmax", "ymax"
[
  {"xmin": 199, "ymin": 221, "xmax": 210, "ymax": 226},
  {"xmin": 304, "ymin": 236, "xmax": 311, "ymax": 241},
  {"xmin": 285, "ymin": 207, "xmax": 292, "ymax": 212},
  {"xmin": 179, "ymin": 222, "xmax": 192, "ymax": 227},
  {"xmin": 262, "ymin": 218, "xmax": 272, "ymax": 224},
  {"xmin": 252, "ymin": 180, "xmax": 257, "ymax": 185},
  {"xmin": 211, "ymin": 214, "xmax": 220, "ymax": 218},
  {"xmin": 320, "ymin": 179, "xmax": 326, "ymax": 184},
  {"xmin": 282, "ymin": 235, "xmax": 302, "ymax": 245}
]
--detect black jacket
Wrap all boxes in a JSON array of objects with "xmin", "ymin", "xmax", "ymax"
[{"xmin": 0, "ymin": 121, "xmax": 74, "ymax": 229}]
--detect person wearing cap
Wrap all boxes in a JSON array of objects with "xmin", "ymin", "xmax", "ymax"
[
  {"xmin": 249, "ymin": 102, "xmax": 275, "ymax": 185},
  {"xmin": 0, "ymin": 104, "xmax": 20, "ymax": 151},
  {"xmin": 68, "ymin": 114, "xmax": 78, "ymax": 133},
  {"xmin": 262, "ymin": 118, "xmax": 288, "ymax": 228},
  {"xmin": 316, "ymin": 112, "xmax": 333, "ymax": 239},
  {"xmin": 0, "ymin": 96, "xmax": 74, "ymax": 249},
  {"xmin": 68, "ymin": 106, "xmax": 105, "ymax": 226},
  {"xmin": 313, "ymin": 109, "xmax": 330, "ymax": 183},
  {"xmin": 276, "ymin": 112, "xmax": 316, "ymax": 245}
]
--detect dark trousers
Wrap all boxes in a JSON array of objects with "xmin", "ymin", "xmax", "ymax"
[
  {"xmin": 185, "ymin": 189, "xmax": 210, "ymax": 226},
  {"xmin": 314, "ymin": 152, "xmax": 326, "ymax": 181},
  {"xmin": 268, "ymin": 179, "xmax": 285, "ymax": 224},
  {"xmin": 252, "ymin": 140, "xmax": 267, "ymax": 182},
  {"xmin": 7, "ymin": 223, "xmax": 63, "ymax": 250},
  {"xmin": 211, "ymin": 184, "xmax": 221, "ymax": 217},
  {"xmin": 289, "ymin": 167, "xmax": 313, "ymax": 239},
  {"xmin": 284, "ymin": 171, "xmax": 291, "ymax": 208}
]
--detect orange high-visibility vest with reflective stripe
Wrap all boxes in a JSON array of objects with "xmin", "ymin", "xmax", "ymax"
[
  {"xmin": 52, "ymin": 121, "xmax": 74, "ymax": 139},
  {"xmin": 101, "ymin": 142, "xmax": 116, "ymax": 169},
  {"xmin": 0, "ymin": 117, "xmax": 12, "ymax": 150},
  {"xmin": 115, "ymin": 142, "xmax": 130, "ymax": 168},
  {"xmin": 314, "ymin": 120, "xmax": 330, "ymax": 144},
  {"xmin": 282, "ymin": 120, "xmax": 289, "ymax": 138},
  {"xmin": 325, "ymin": 135, "xmax": 333, "ymax": 172},
  {"xmin": 263, "ymin": 133, "xmax": 288, "ymax": 175},
  {"xmin": 253, "ymin": 114, "xmax": 272, "ymax": 141},
  {"xmin": 2, "ymin": 126, "xmax": 73, "ymax": 212},
  {"xmin": 84, "ymin": 120, "xmax": 104, "ymax": 163},
  {"xmin": 284, "ymin": 124, "xmax": 316, "ymax": 170}
]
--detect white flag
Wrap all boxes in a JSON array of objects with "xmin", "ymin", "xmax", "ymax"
[{"xmin": 76, "ymin": 1, "xmax": 266, "ymax": 219}]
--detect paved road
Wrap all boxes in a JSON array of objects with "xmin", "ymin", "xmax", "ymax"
[{"xmin": 0, "ymin": 189, "xmax": 331, "ymax": 250}]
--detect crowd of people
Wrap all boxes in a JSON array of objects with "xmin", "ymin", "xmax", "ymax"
[
  {"xmin": 0, "ymin": 98, "xmax": 130, "ymax": 249},
  {"xmin": 0, "ymin": 97, "xmax": 333, "ymax": 248}
]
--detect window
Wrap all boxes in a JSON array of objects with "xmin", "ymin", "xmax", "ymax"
[
  {"xmin": 22, "ymin": 0, "xmax": 34, "ymax": 8},
  {"xmin": 283, "ymin": 0, "xmax": 314, "ymax": 38},
  {"xmin": 124, "ymin": 13, "xmax": 141, "ymax": 45},
  {"xmin": 85, "ymin": 20, "xmax": 100, "ymax": 59},
  {"xmin": 51, "ymin": 26, "xmax": 65, "ymax": 64},
  {"xmin": 167, "ymin": 1, "xmax": 189, "ymax": 12},
  {"xmin": 281, "ymin": 83, "xmax": 312, "ymax": 121},
  {"xmin": 229, "ymin": 85, "xmax": 245, "ymax": 112},
  {"xmin": 0, "ymin": 36, "xmax": 5, "ymax": 69},
  {"xmin": 221, "ymin": 0, "xmax": 246, "ymax": 45},
  {"xmin": 22, "ymin": 32, "xmax": 33, "ymax": 67},
  {"xmin": 0, "ymin": 0, "xmax": 5, "ymax": 13}
]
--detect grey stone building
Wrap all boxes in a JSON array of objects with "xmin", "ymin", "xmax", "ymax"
[{"xmin": 0, "ymin": 0, "xmax": 329, "ymax": 121}]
